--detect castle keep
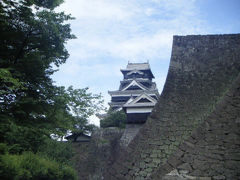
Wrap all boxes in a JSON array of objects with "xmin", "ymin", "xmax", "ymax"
[{"xmin": 108, "ymin": 62, "xmax": 159, "ymax": 124}]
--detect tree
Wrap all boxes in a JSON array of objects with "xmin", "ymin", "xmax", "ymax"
[
  {"xmin": 100, "ymin": 108, "xmax": 126, "ymax": 128},
  {"xmin": 0, "ymin": 0, "xmax": 77, "ymax": 153},
  {"xmin": 52, "ymin": 86, "xmax": 103, "ymax": 141},
  {"xmin": 0, "ymin": 1, "xmax": 105, "ymax": 179},
  {"xmin": 66, "ymin": 86, "xmax": 103, "ymax": 139}
]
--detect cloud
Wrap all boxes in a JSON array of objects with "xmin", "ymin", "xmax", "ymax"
[
  {"xmin": 57, "ymin": 0, "xmax": 207, "ymax": 62},
  {"xmin": 110, "ymin": 32, "xmax": 173, "ymax": 60},
  {"xmin": 54, "ymin": 0, "xmax": 209, "ymax": 125},
  {"xmin": 58, "ymin": 0, "xmax": 134, "ymax": 21}
]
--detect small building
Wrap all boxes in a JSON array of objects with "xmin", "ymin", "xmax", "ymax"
[
  {"xmin": 108, "ymin": 62, "xmax": 159, "ymax": 124},
  {"xmin": 66, "ymin": 133, "xmax": 91, "ymax": 142}
]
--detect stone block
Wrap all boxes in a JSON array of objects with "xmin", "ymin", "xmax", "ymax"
[
  {"xmin": 152, "ymin": 158, "xmax": 161, "ymax": 164},
  {"xmin": 224, "ymin": 152, "xmax": 240, "ymax": 160},
  {"xmin": 213, "ymin": 175, "xmax": 226, "ymax": 180},
  {"xmin": 224, "ymin": 160, "xmax": 240, "ymax": 170},
  {"xmin": 190, "ymin": 169, "xmax": 203, "ymax": 177},
  {"xmin": 138, "ymin": 170, "xmax": 147, "ymax": 177},
  {"xmin": 139, "ymin": 162, "xmax": 146, "ymax": 169},
  {"xmin": 167, "ymin": 156, "xmax": 183, "ymax": 167},
  {"xmin": 204, "ymin": 153, "xmax": 224, "ymax": 160},
  {"xmin": 140, "ymin": 153, "xmax": 147, "ymax": 158},
  {"xmin": 144, "ymin": 157, "xmax": 152, "ymax": 163},
  {"xmin": 146, "ymin": 168, "xmax": 153, "ymax": 173},
  {"xmin": 177, "ymin": 163, "xmax": 193, "ymax": 172},
  {"xmin": 148, "ymin": 162, "xmax": 158, "ymax": 168},
  {"xmin": 182, "ymin": 154, "xmax": 194, "ymax": 163},
  {"xmin": 178, "ymin": 169, "xmax": 189, "ymax": 175},
  {"xmin": 196, "ymin": 177, "xmax": 211, "ymax": 180},
  {"xmin": 150, "ymin": 153, "xmax": 158, "ymax": 158},
  {"xmin": 175, "ymin": 149, "xmax": 184, "ymax": 158}
]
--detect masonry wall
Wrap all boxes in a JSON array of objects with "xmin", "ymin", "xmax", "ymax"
[
  {"xmin": 159, "ymin": 75, "xmax": 240, "ymax": 180},
  {"xmin": 105, "ymin": 34, "xmax": 240, "ymax": 179},
  {"xmin": 72, "ymin": 128, "xmax": 124, "ymax": 180}
]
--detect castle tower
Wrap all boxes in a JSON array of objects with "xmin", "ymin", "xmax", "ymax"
[{"xmin": 108, "ymin": 62, "xmax": 159, "ymax": 124}]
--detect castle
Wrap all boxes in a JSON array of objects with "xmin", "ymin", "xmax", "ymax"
[
  {"xmin": 108, "ymin": 62, "xmax": 159, "ymax": 124},
  {"xmin": 73, "ymin": 34, "xmax": 240, "ymax": 180}
]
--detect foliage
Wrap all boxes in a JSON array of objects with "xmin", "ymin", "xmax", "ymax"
[
  {"xmin": 0, "ymin": 143, "xmax": 8, "ymax": 155},
  {"xmin": 0, "ymin": 68, "xmax": 25, "ymax": 96},
  {"xmin": 37, "ymin": 138, "xmax": 74, "ymax": 165},
  {"xmin": 66, "ymin": 86, "xmax": 103, "ymax": 135},
  {"xmin": 0, "ymin": 0, "xmax": 103, "ymax": 150},
  {"xmin": 100, "ymin": 109, "xmax": 126, "ymax": 128},
  {"xmin": 0, "ymin": 0, "xmax": 103, "ymax": 179},
  {"xmin": 0, "ymin": 151, "xmax": 77, "ymax": 180},
  {"xmin": 0, "ymin": 0, "xmax": 75, "ymax": 152}
]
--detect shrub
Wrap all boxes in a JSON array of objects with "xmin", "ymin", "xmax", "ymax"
[
  {"xmin": 0, "ymin": 143, "xmax": 8, "ymax": 155},
  {"xmin": 0, "ymin": 152, "xmax": 77, "ymax": 180},
  {"xmin": 100, "ymin": 109, "xmax": 126, "ymax": 128},
  {"xmin": 37, "ymin": 138, "xmax": 74, "ymax": 165}
]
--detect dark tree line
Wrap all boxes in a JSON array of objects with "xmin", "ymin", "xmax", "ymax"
[{"xmin": 0, "ymin": 0, "xmax": 103, "ymax": 179}]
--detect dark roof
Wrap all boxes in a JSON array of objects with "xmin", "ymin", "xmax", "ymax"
[
  {"xmin": 119, "ymin": 80, "xmax": 157, "ymax": 91},
  {"xmin": 125, "ymin": 62, "xmax": 150, "ymax": 70},
  {"xmin": 108, "ymin": 89, "xmax": 160, "ymax": 96},
  {"xmin": 66, "ymin": 133, "xmax": 91, "ymax": 140},
  {"xmin": 120, "ymin": 62, "xmax": 154, "ymax": 78}
]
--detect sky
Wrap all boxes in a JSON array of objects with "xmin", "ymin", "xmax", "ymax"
[{"xmin": 53, "ymin": 0, "xmax": 240, "ymax": 126}]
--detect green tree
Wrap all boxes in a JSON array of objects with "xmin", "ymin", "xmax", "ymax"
[
  {"xmin": 0, "ymin": 0, "xmax": 76, "ymax": 153},
  {"xmin": 66, "ymin": 86, "xmax": 103, "ymax": 140},
  {"xmin": 0, "ymin": 1, "xmax": 105, "ymax": 179},
  {"xmin": 100, "ymin": 109, "xmax": 126, "ymax": 128}
]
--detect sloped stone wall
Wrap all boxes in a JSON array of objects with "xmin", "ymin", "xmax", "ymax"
[
  {"xmin": 105, "ymin": 34, "xmax": 240, "ymax": 179},
  {"xmin": 159, "ymin": 75, "xmax": 240, "ymax": 180}
]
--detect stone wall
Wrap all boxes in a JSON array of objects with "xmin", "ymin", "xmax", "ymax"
[
  {"xmin": 105, "ymin": 34, "xmax": 240, "ymax": 179},
  {"xmin": 160, "ymin": 75, "xmax": 240, "ymax": 180},
  {"xmin": 120, "ymin": 124, "xmax": 143, "ymax": 147},
  {"xmin": 72, "ymin": 128, "xmax": 124, "ymax": 180}
]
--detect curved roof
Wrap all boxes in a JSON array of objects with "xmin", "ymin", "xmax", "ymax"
[
  {"xmin": 125, "ymin": 62, "xmax": 150, "ymax": 70},
  {"xmin": 120, "ymin": 62, "xmax": 154, "ymax": 78}
]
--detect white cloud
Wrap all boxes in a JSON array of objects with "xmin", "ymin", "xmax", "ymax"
[
  {"xmin": 57, "ymin": 0, "xmax": 207, "ymax": 62},
  {"xmin": 54, "ymin": 0, "xmax": 209, "ymax": 125},
  {"xmin": 110, "ymin": 32, "xmax": 173, "ymax": 60},
  {"xmin": 57, "ymin": 0, "xmax": 134, "ymax": 20}
]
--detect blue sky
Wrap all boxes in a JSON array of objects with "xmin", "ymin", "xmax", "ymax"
[{"xmin": 53, "ymin": 0, "xmax": 240, "ymax": 125}]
